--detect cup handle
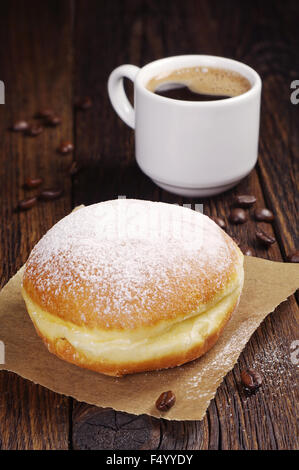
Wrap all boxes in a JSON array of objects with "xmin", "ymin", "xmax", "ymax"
[{"xmin": 108, "ymin": 64, "xmax": 140, "ymax": 129}]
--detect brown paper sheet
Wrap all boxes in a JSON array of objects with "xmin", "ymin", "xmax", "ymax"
[{"xmin": 0, "ymin": 255, "xmax": 298, "ymax": 421}]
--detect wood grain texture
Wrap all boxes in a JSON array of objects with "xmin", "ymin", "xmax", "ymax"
[
  {"xmin": 0, "ymin": 0, "xmax": 298, "ymax": 450},
  {"xmin": 72, "ymin": 0, "xmax": 298, "ymax": 450},
  {"xmin": 0, "ymin": 0, "xmax": 73, "ymax": 450},
  {"xmin": 253, "ymin": 0, "xmax": 299, "ymax": 260}
]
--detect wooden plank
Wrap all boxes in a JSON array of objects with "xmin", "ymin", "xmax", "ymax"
[
  {"xmin": 0, "ymin": 0, "xmax": 73, "ymax": 449},
  {"xmin": 184, "ymin": 0, "xmax": 299, "ymax": 449},
  {"xmin": 0, "ymin": 372, "xmax": 70, "ymax": 450},
  {"xmin": 254, "ymin": 0, "xmax": 299, "ymax": 260},
  {"xmin": 73, "ymin": 0, "xmax": 298, "ymax": 450}
]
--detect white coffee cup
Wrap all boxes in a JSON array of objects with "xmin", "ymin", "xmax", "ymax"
[{"xmin": 108, "ymin": 55, "xmax": 262, "ymax": 197}]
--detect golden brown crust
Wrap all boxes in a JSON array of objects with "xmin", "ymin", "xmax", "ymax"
[{"xmin": 31, "ymin": 297, "xmax": 238, "ymax": 377}]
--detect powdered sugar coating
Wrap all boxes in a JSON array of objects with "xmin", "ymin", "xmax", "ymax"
[{"xmin": 23, "ymin": 199, "xmax": 242, "ymax": 329}]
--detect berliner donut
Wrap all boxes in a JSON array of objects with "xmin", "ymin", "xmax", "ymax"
[{"xmin": 22, "ymin": 199, "xmax": 244, "ymax": 376}]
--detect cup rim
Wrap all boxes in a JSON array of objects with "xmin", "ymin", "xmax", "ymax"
[{"xmin": 135, "ymin": 54, "xmax": 262, "ymax": 106}]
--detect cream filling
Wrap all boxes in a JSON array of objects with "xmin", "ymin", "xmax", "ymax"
[{"xmin": 22, "ymin": 270, "xmax": 243, "ymax": 364}]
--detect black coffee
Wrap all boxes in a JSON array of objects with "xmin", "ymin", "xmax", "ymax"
[
  {"xmin": 155, "ymin": 85, "xmax": 229, "ymax": 101},
  {"xmin": 147, "ymin": 66, "xmax": 251, "ymax": 102}
]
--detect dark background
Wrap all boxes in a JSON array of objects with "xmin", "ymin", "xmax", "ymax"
[{"xmin": 0, "ymin": 0, "xmax": 298, "ymax": 450}]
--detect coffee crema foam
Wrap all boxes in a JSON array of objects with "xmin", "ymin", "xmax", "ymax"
[{"xmin": 146, "ymin": 66, "xmax": 251, "ymax": 98}]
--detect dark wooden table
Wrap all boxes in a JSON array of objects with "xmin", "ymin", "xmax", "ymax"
[{"xmin": 0, "ymin": 0, "xmax": 298, "ymax": 450}]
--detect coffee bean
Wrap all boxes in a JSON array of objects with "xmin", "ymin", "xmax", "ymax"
[
  {"xmin": 286, "ymin": 250, "xmax": 299, "ymax": 263},
  {"xmin": 155, "ymin": 391, "xmax": 176, "ymax": 412},
  {"xmin": 18, "ymin": 196, "xmax": 37, "ymax": 211},
  {"xmin": 210, "ymin": 216, "xmax": 226, "ymax": 230},
  {"xmin": 234, "ymin": 194, "xmax": 256, "ymax": 208},
  {"xmin": 241, "ymin": 368, "xmax": 262, "ymax": 391},
  {"xmin": 230, "ymin": 236, "xmax": 241, "ymax": 246},
  {"xmin": 75, "ymin": 96, "xmax": 93, "ymax": 110},
  {"xmin": 254, "ymin": 208, "xmax": 274, "ymax": 222},
  {"xmin": 11, "ymin": 120, "xmax": 29, "ymax": 132},
  {"xmin": 229, "ymin": 208, "xmax": 248, "ymax": 224},
  {"xmin": 24, "ymin": 177, "xmax": 44, "ymax": 189},
  {"xmin": 58, "ymin": 141, "xmax": 74, "ymax": 154},
  {"xmin": 256, "ymin": 228, "xmax": 276, "ymax": 247},
  {"xmin": 36, "ymin": 109, "xmax": 54, "ymax": 118},
  {"xmin": 45, "ymin": 115, "xmax": 61, "ymax": 126},
  {"xmin": 243, "ymin": 247, "xmax": 253, "ymax": 256},
  {"xmin": 68, "ymin": 161, "xmax": 80, "ymax": 175},
  {"xmin": 39, "ymin": 188, "xmax": 63, "ymax": 200},
  {"xmin": 26, "ymin": 124, "xmax": 43, "ymax": 136}
]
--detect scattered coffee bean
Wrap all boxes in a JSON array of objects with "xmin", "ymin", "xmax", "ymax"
[
  {"xmin": 75, "ymin": 96, "xmax": 93, "ymax": 110},
  {"xmin": 58, "ymin": 141, "xmax": 74, "ymax": 154},
  {"xmin": 26, "ymin": 124, "xmax": 43, "ymax": 136},
  {"xmin": 234, "ymin": 194, "xmax": 256, "ymax": 208},
  {"xmin": 45, "ymin": 115, "xmax": 61, "ymax": 126},
  {"xmin": 24, "ymin": 177, "xmax": 44, "ymax": 189},
  {"xmin": 39, "ymin": 188, "xmax": 63, "ymax": 200},
  {"xmin": 229, "ymin": 208, "xmax": 248, "ymax": 224},
  {"xmin": 286, "ymin": 250, "xmax": 299, "ymax": 263},
  {"xmin": 18, "ymin": 196, "xmax": 37, "ymax": 211},
  {"xmin": 243, "ymin": 247, "xmax": 253, "ymax": 256},
  {"xmin": 11, "ymin": 120, "xmax": 29, "ymax": 132},
  {"xmin": 36, "ymin": 109, "xmax": 54, "ymax": 118},
  {"xmin": 231, "ymin": 236, "xmax": 241, "ymax": 246},
  {"xmin": 254, "ymin": 208, "xmax": 274, "ymax": 222},
  {"xmin": 241, "ymin": 368, "xmax": 262, "ymax": 391},
  {"xmin": 68, "ymin": 161, "xmax": 80, "ymax": 175},
  {"xmin": 256, "ymin": 228, "xmax": 276, "ymax": 247},
  {"xmin": 155, "ymin": 391, "xmax": 176, "ymax": 412},
  {"xmin": 211, "ymin": 216, "xmax": 226, "ymax": 230}
]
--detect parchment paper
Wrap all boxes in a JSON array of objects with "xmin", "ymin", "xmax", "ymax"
[{"xmin": 0, "ymin": 252, "xmax": 298, "ymax": 420}]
